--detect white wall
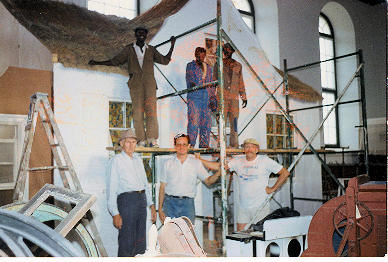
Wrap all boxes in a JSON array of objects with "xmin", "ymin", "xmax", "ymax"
[
  {"xmin": 0, "ymin": 2, "xmax": 52, "ymax": 76},
  {"xmin": 53, "ymin": 63, "xmax": 127, "ymax": 256}
]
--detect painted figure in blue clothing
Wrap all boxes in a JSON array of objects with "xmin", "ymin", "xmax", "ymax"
[{"xmin": 186, "ymin": 47, "xmax": 215, "ymax": 148}]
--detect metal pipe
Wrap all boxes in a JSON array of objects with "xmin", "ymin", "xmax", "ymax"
[
  {"xmin": 238, "ymin": 81, "xmax": 283, "ymax": 136},
  {"xmin": 151, "ymin": 154, "xmax": 156, "ymax": 207},
  {"xmin": 288, "ymin": 64, "xmax": 363, "ymax": 182},
  {"xmin": 288, "ymin": 99, "xmax": 361, "ymax": 113},
  {"xmin": 357, "ymin": 50, "xmax": 369, "ymax": 175},
  {"xmin": 284, "ymin": 59, "xmax": 295, "ymax": 210},
  {"xmin": 155, "ymin": 65, "xmax": 187, "ymax": 104},
  {"xmin": 286, "ymin": 51, "xmax": 359, "ymax": 72},
  {"xmin": 293, "ymin": 197, "xmax": 325, "ymax": 202},
  {"xmin": 157, "ymin": 81, "xmax": 218, "ymax": 100},
  {"xmin": 217, "ymin": 0, "xmax": 228, "ymax": 256},
  {"xmin": 221, "ymin": 30, "xmax": 344, "ymax": 192},
  {"xmin": 154, "ymin": 19, "xmax": 217, "ymax": 48}
]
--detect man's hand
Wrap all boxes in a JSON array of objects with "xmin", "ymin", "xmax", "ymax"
[
  {"xmin": 88, "ymin": 59, "xmax": 97, "ymax": 65},
  {"xmin": 170, "ymin": 36, "xmax": 176, "ymax": 47},
  {"xmin": 224, "ymin": 159, "xmax": 230, "ymax": 170},
  {"xmin": 150, "ymin": 205, "xmax": 157, "ymax": 223},
  {"xmin": 265, "ymin": 186, "xmax": 275, "ymax": 194},
  {"xmin": 113, "ymin": 214, "xmax": 123, "ymax": 229},
  {"xmin": 194, "ymin": 152, "xmax": 201, "ymax": 159},
  {"xmin": 158, "ymin": 209, "xmax": 166, "ymax": 224},
  {"xmin": 242, "ymin": 99, "xmax": 248, "ymax": 108}
]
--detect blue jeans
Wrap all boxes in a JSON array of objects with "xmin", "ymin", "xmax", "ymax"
[
  {"xmin": 163, "ymin": 195, "xmax": 195, "ymax": 224},
  {"xmin": 117, "ymin": 192, "xmax": 147, "ymax": 257}
]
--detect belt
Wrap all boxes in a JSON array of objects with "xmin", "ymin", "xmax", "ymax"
[
  {"xmin": 127, "ymin": 190, "xmax": 145, "ymax": 194},
  {"xmin": 166, "ymin": 194, "xmax": 191, "ymax": 199}
]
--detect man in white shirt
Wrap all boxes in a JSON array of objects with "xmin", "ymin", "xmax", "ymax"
[
  {"xmin": 227, "ymin": 138, "xmax": 290, "ymax": 231},
  {"xmin": 107, "ymin": 129, "xmax": 156, "ymax": 256},
  {"xmin": 158, "ymin": 133, "xmax": 221, "ymax": 224}
]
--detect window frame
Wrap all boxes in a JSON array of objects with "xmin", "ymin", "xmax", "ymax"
[
  {"xmin": 265, "ymin": 113, "xmax": 294, "ymax": 149},
  {"xmin": 234, "ymin": 0, "xmax": 256, "ymax": 33},
  {"xmin": 319, "ymin": 13, "xmax": 340, "ymax": 148},
  {"xmin": 0, "ymin": 114, "xmax": 27, "ymax": 190},
  {"xmin": 87, "ymin": 0, "xmax": 140, "ymax": 19},
  {"xmin": 108, "ymin": 99, "xmax": 134, "ymax": 148}
]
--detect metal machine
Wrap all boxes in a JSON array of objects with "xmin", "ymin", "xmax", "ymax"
[
  {"xmin": 302, "ymin": 175, "xmax": 387, "ymax": 257},
  {"xmin": 226, "ymin": 216, "xmax": 312, "ymax": 257}
]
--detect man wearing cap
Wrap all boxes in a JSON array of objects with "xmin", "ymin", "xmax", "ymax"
[
  {"xmin": 226, "ymin": 138, "xmax": 290, "ymax": 231},
  {"xmin": 158, "ymin": 133, "xmax": 221, "ymax": 224},
  {"xmin": 89, "ymin": 27, "xmax": 176, "ymax": 147},
  {"xmin": 213, "ymin": 43, "xmax": 247, "ymax": 148},
  {"xmin": 107, "ymin": 129, "xmax": 157, "ymax": 256}
]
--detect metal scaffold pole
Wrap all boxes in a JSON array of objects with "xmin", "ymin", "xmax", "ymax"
[{"xmin": 216, "ymin": 0, "xmax": 227, "ymax": 257}]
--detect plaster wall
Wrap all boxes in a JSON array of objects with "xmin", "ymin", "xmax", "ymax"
[
  {"xmin": 0, "ymin": 2, "xmax": 52, "ymax": 77},
  {"xmin": 275, "ymin": 0, "xmax": 386, "ymax": 151}
]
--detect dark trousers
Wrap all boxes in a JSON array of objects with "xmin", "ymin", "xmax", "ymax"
[{"xmin": 117, "ymin": 192, "xmax": 147, "ymax": 257}]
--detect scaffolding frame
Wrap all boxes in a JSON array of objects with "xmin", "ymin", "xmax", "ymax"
[
  {"xmin": 283, "ymin": 50, "xmax": 369, "ymax": 208},
  {"xmin": 106, "ymin": 0, "xmax": 370, "ymax": 256}
]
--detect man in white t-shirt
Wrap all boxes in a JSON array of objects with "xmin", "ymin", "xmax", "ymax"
[
  {"xmin": 158, "ymin": 133, "xmax": 221, "ymax": 224},
  {"xmin": 227, "ymin": 138, "xmax": 290, "ymax": 231}
]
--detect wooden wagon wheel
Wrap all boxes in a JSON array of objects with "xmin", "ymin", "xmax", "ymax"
[{"xmin": 332, "ymin": 201, "xmax": 374, "ymax": 241}]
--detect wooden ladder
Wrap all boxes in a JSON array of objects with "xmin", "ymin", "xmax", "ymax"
[{"xmin": 13, "ymin": 92, "xmax": 107, "ymax": 256}]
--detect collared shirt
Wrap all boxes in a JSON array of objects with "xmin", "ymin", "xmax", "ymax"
[
  {"xmin": 134, "ymin": 43, "xmax": 148, "ymax": 68},
  {"xmin": 160, "ymin": 154, "xmax": 209, "ymax": 198},
  {"xmin": 229, "ymin": 155, "xmax": 282, "ymax": 209},
  {"xmin": 107, "ymin": 151, "xmax": 153, "ymax": 216}
]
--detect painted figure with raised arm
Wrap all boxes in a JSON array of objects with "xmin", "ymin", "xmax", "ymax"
[{"xmin": 89, "ymin": 27, "xmax": 176, "ymax": 147}]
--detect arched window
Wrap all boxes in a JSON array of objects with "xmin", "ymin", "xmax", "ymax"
[
  {"xmin": 232, "ymin": 0, "xmax": 256, "ymax": 33},
  {"xmin": 88, "ymin": 0, "xmax": 139, "ymax": 19},
  {"xmin": 319, "ymin": 13, "xmax": 339, "ymax": 147}
]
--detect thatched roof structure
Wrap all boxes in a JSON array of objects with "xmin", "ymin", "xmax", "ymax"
[
  {"xmin": 274, "ymin": 66, "xmax": 322, "ymax": 103},
  {"xmin": 1, "ymin": 0, "xmax": 321, "ymax": 102},
  {"xmin": 1, "ymin": 0, "xmax": 189, "ymax": 74}
]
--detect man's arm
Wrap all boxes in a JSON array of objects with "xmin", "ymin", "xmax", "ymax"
[
  {"xmin": 89, "ymin": 46, "xmax": 129, "ymax": 66},
  {"xmin": 237, "ymin": 63, "xmax": 247, "ymax": 108},
  {"xmin": 106, "ymin": 159, "xmax": 122, "ymax": 229},
  {"xmin": 153, "ymin": 36, "xmax": 176, "ymax": 65},
  {"xmin": 158, "ymin": 182, "xmax": 167, "ymax": 224},
  {"xmin": 195, "ymin": 153, "xmax": 220, "ymax": 171},
  {"xmin": 265, "ymin": 167, "xmax": 290, "ymax": 194},
  {"xmin": 203, "ymin": 170, "xmax": 221, "ymax": 186}
]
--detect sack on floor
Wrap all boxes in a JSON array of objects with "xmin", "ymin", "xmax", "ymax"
[
  {"xmin": 251, "ymin": 207, "xmax": 300, "ymax": 231},
  {"xmin": 158, "ymin": 216, "xmax": 206, "ymax": 257}
]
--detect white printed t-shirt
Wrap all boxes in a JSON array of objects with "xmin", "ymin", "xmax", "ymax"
[
  {"xmin": 160, "ymin": 154, "xmax": 209, "ymax": 198},
  {"xmin": 229, "ymin": 155, "xmax": 283, "ymax": 209}
]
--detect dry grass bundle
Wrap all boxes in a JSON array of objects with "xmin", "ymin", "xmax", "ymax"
[
  {"xmin": 273, "ymin": 66, "xmax": 322, "ymax": 103},
  {"xmin": 1, "ymin": 0, "xmax": 188, "ymax": 75}
]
